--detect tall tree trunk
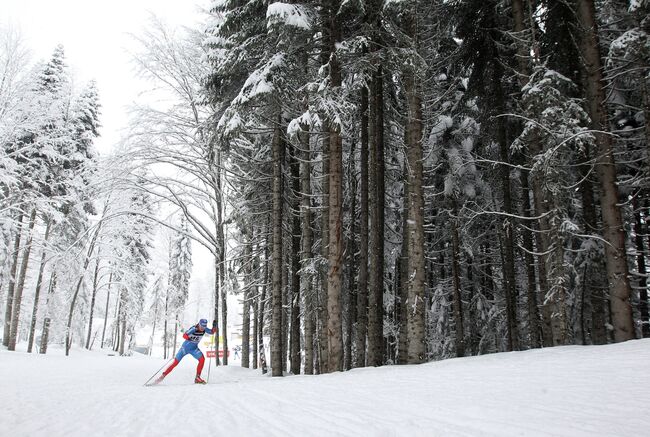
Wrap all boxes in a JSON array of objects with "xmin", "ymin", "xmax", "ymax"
[
  {"xmin": 85, "ymin": 251, "xmax": 101, "ymax": 349},
  {"xmin": 3, "ymin": 211, "xmax": 23, "ymax": 347},
  {"xmin": 221, "ymin": 260, "xmax": 228, "ymax": 365},
  {"xmin": 119, "ymin": 307, "xmax": 127, "ymax": 356},
  {"xmin": 271, "ymin": 123, "xmax": 285, "ymax": 377},
  {"xmin": 577, "ymin": 0, "xmax": 635, "ymax": 342},
  {"xmin": 252, "ymin": 240, "xmax": 260, "ymax": 369},
  {"xmin": 173, "ymin": 315, "xmax": 179, "ymax": 357},
  {"xmin": 300, "ymin": 124, "xmax": 315, "ymax": 374},
  {"xmin": 319, "ymin": 131, "xmax": 330, "ymax": 374},
  {"xmin": 217, "ymin": 153, "xmax": 228, "ymax": 365},
  {"xmin": 355, "ymin": 83, "xmax": 370, "ymax": 368},
  {"xmin": 113, "ymin": 292, "xmax": 121, "ymax": 352},
  {"xmin": 404, "ymin": 63, "xmax": 426, "ymax": 364},
  {"xmin": 290, "ymin": 144, "xmax": 302, "ymax": 374},
  {"xmin": 511, "ymin": 0, "xmax": 553, "ymax": 347},
  {"xmin": 100, "ymin": 271, "xmax": 113, "ymax": 349},
  {"xmin": 8, "ymin": 208, "xmax": 37, "ymax": 351},
  {"xmin": 282, "ymin": 231, "xmax": 289, "ymax": 372},
  {"xmin": 398, "ymin": 162, "xmax": 409, "ymax": 363},
  {"xmin": 493, "ymin": 59, "xmax": 519, "ymax": 352},
  {"xmin": 368, "ymin": 65, "xmax": 385, "ymax": 367},
  {"xmin": 259, "ymin": 234, "xmax": 269, "ymax": 374},
  {"xmin": 27, "ymin": 216, "xmax": 51, "ymax": 353},
  {"xmin": 633, "ymin": 195, "xmax": 649, "ymax": 337},
  {"xmin": 252, "ymin": 286, "xmax": 258, "ymax": 369},
  {"xmin": 210, "ymin": 148, "xmax": 225, "ymax": 366},
  {"xmin": 163, "ymin": 286, "xmax": 169, "ymax": 359},
  {"xmin": 520, "ymin": 170, "xmax": 541, "ymax": 348},
  {"xmin": 213, "ymin": 255, "xmax": 220, "ymax": 364},
  {"xmin": 344, "ymin": 139, "xmax": 357, "ymax": 371},
  {"xmin": 326, "ymin": 0, "xmax": 344, "ymax": 373},
  {"xmin": 242, "ymin": 280, "xmax": 251, "ymax": 368},
  {"xmin": 242, "ymin": 235, "xmax": 252, "ymax": 368},
  {"xmin": 39, "ymin": 271, "xmax": 57, "ymax": 354}
]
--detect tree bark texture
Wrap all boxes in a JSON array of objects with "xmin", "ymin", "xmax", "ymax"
[
  {"xmin": 577, "ymin": 0, "xmax": 635, "ymax": 342},
  {"xmin": 404, "ymin": 66, "xmax": 426, "ymax": 364},
  {"xmin": 271, "ymin": 123, "xmax": 285, "ymax": 376}
]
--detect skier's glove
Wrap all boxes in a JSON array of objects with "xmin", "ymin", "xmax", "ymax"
[{"xmin": 212, "ymin": 320, "xmax": 218, "ymax": 331}]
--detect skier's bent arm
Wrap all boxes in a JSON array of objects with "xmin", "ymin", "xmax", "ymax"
[{"xmin": 206, "ymin": 320, "xmax": 218, "ymax": 336}]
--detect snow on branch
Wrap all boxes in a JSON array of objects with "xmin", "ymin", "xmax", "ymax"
[
  {"xmin": 232, "ymin": 53, "xmax": 285, "ymax": 106},
  {"xmin": 266, "ymin": 3, "xmax": 312, "ymax": 30}
]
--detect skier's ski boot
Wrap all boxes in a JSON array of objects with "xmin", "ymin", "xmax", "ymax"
[{"xmin": 194, "ymin": 375, "xmax": 207, "ymax": 384}]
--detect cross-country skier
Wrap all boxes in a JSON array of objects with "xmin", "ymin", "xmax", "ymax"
[{"xmin": 156, "ymin": 318, "xmax": 217, "ymax": 384}]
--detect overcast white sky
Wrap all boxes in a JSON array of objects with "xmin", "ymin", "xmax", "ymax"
[
  {"xmin": 3, "ymin": 0, "xmax": 207, "ymax": 155},
  {"xmin": 3, "ymin": 0, "xmax": 234, "ymax": 325}
]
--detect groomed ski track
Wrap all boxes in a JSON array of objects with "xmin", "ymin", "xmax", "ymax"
[{"xmin": 1, "ymin": 339, "xmax": 649, "ymax": 436}]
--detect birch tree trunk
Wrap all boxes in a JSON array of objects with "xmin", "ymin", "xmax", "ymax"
[
  {"xmin": 8, "ymin": 208, "xmax": 37, "ymax": 351},
  {"xmin": 577, "ymin": 0, "xmax": 635, "ymax": 342}
]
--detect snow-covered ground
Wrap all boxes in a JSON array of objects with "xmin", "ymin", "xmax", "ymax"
[{"xmin": 1, "ymin": 340, "xmax": 649, "ymax": 437}]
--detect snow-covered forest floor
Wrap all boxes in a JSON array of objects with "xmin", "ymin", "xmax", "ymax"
[{"xmin": 2, "ymin": 340, "xmax": 649, "ymax": 437}]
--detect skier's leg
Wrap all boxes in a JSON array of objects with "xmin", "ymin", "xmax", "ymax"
[
  {"xmin": 163, "ymin": 359, "xmax": 180, "ymax": 376},
  {"xmin": 197, "ymin": 355, "xmax": 205, "ymax": 376},
  {"xmin": 163, "ymin": 347, "xmax": 187, "ymax": 375},
  {"xmin": 190, "ymin": 349, "xmax": 206, "ymax": 383}
]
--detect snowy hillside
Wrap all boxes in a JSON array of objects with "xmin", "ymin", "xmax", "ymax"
[{"xmin": 2, "ymin": 340, "xmax": 649, "ymax": 437}]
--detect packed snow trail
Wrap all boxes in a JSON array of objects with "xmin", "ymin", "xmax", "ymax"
[{"xmin": 1, "ymin": 340, "xmax": 649, "ymax": 436}]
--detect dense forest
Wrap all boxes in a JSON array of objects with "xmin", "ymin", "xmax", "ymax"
[{"xmin": 2, "ymin": 0, "xmax": 649, "ymax": 376}]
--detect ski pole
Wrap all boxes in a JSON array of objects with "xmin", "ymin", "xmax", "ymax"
[
  {"xmin": 143, "ymin": 357, "xmax": 174, "ymax": 387},
  {"xmin": 207, "ymin": 333, "xmax": 215, "ymax": 383}
]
